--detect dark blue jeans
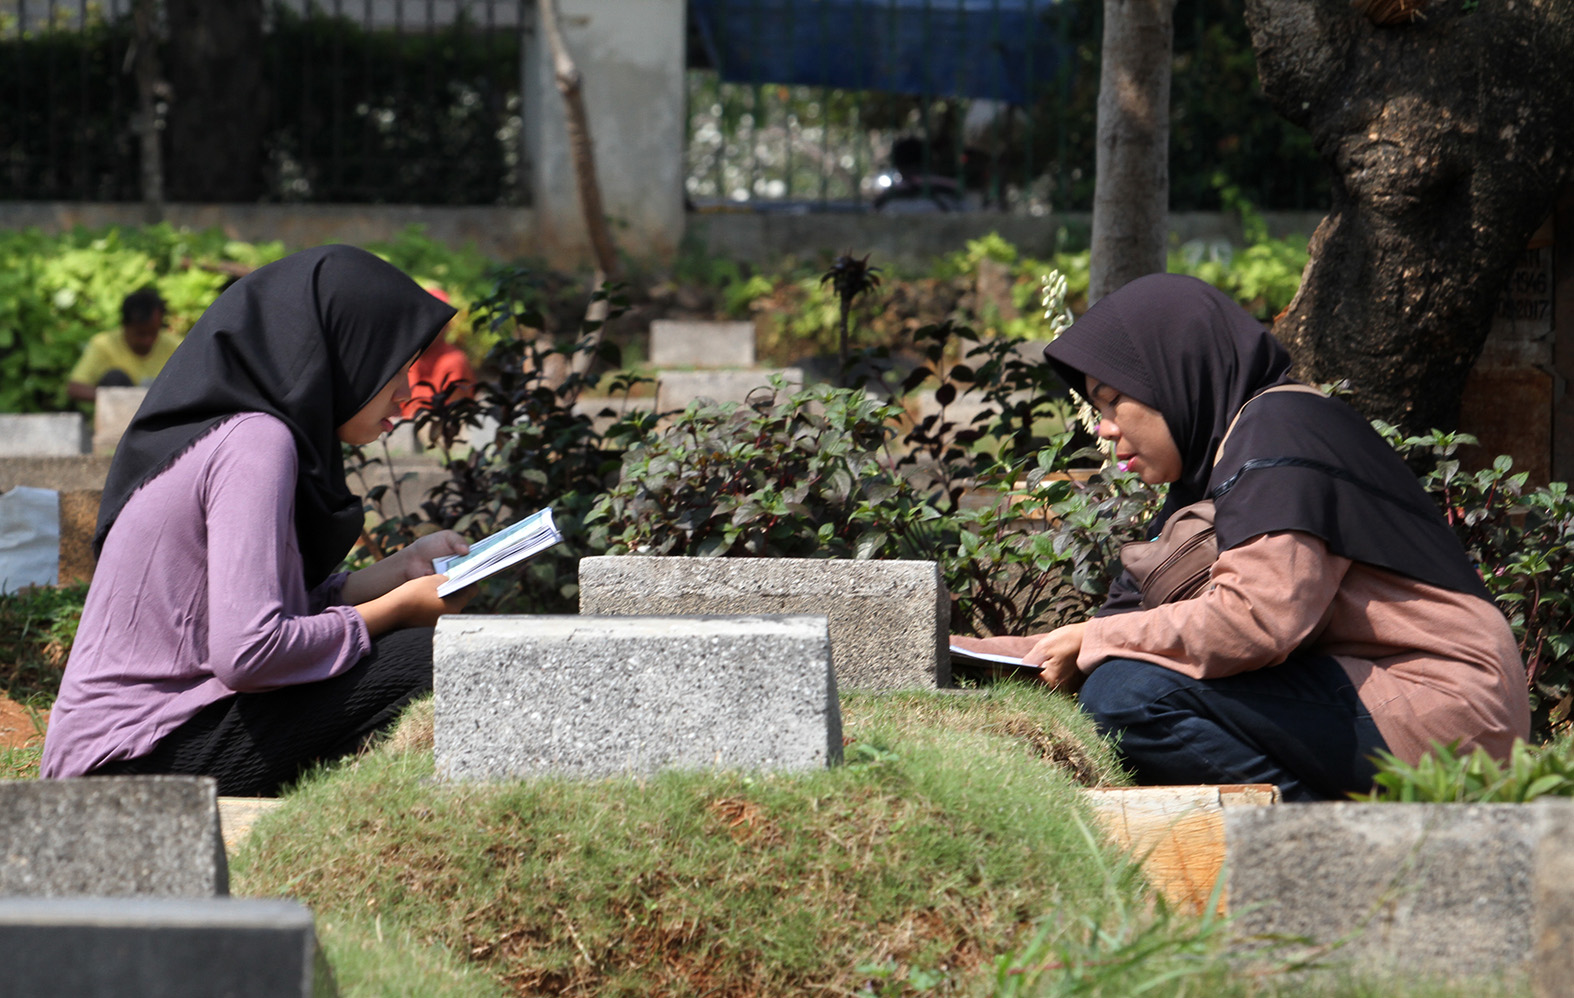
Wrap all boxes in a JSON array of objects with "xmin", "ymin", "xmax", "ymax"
[{"xmin": 1077, "ymin": 656, "xmax": 1389, "ymax": 802}]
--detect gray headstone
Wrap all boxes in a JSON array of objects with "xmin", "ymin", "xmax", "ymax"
[
  {"xmin": 578, "ymin": 556, "xmax": 949, "ymax": 690},
  {"xmin": 433, "ymin": 614, "xmax": 842, "ymax": 780},
  {"xmin": 1227, "ymin": 800, "xmax": 1574, "ymax": 978},
  {"xmin": 654, "ymin": 367, "xmax": 804, "ymax": 412},
  {"xmin": 0, "ymin": 897, "xmax": 335, "ymax": 997},
  {"xmin": 91, "ymin": 386, "xmax": 149, "ymax": 454},
  {"xmin": 0, "ymin": 414, "xmax": 88, "ymax": 457},
  {"xmin": 1535, "ymin": 806, "xmax": 1574, "ymax": 998},
  {"xmin": 0, "ymin": 776, "xmax": 228, "ymax": 897},
  {"xmin": 649, "ymin": 319, "xmax": 757, "ymax": 369}
]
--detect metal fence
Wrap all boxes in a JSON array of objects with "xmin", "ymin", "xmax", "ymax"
[
  {"xmin": 0, "ymin": 0, "xmax": 529, "ymax": 204},
  {"xmin": 1, "ymin": 0, "xmax": 1326, "ymax": 213},
  {"xmin": 684, "ymin": 0, "xmax": 1328, "ymax": 215},
  {"xmin": 684, "ymin": 0, "xmax": 1076, "ymax": 214}
]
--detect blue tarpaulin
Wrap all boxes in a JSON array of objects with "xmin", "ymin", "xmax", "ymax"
[{"xmin": 689, "ymin": 0, "xmax": 1067, "ymax": 104}]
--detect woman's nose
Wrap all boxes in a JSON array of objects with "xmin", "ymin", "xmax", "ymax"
[{"xmin": 1097, "ymin": 417, "xmax": 1119, "ymax": 440}]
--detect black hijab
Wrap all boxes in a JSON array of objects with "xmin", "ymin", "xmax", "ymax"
[
  {"xmin": 94, "ymin": 244, "xmax": 457, "ymax": 587},
  {"xmin": 1043, "ymin": 273, "xmax": 1489, "ymax": 606}
]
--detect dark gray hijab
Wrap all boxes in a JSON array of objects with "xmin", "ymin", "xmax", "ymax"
[
  {"xmin": 94, "ymin": 244, "xmax": 456, "ymax": 586},
  {"xmin": 1044, "ymin": 273, "xmax": 1489, "ymax": 607}
]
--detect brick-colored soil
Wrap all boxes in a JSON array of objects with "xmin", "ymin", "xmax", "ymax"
[{"xmin": 0, "ymin": 694, "xmax": 47, "ymax": 751}]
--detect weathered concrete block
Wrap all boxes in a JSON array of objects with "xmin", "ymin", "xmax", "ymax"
[
  {"xmin": 655, "ymin": 367, "xmax": 804, "ymax": 412},
  {"xmin": 1535, "ymin": 807, "xmax": 1574, "ymax": 998},
  {"xmin": 0, "ymin": 776, "xmax": 228, "ymax": 897},
  {"xmin": 433, "ymin": 614, "xmax": 842, "ymax": 780},
  {"xmin": 1227, "ymin": 800, "xmax": 1574, "ymax": 978},
  {"xmin": 91, "ymin": 386, "xmax": 148, "ymax": 454},
  {"xmin": 0, "ymin": 414, "xmax": 88, "ymax": 457},
  {"xmin": 579, "ymin": 556, "xmax": 949, "ymax": 690},
  {"xmin": 650, "ymin": 319, "xmax": 756, "ymax": 369},
  {"xmin": 0, "ymin": 455, "xmax": 113, "ymax": 493},
  {"xmin": 0, "ymin": 897, "xmax": 335, "ymax": 997}
]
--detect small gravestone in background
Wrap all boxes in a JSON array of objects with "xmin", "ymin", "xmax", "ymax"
[
  {"xmin": 0, "ymin": 414, "xmax": 88, "ymax": 457},
  {"xmin": 578, "ymin": 556, "xmax": 949, "ymax": 690},
  {"xmin": 649, "ymin": 319, "xmax": 757, "ymax": 369},
  {"xmin": 91, "ymin": 386, "xmax": 148, "ymax": 454},
  {"xmin": 0, "ymin": 776, "xmax": 228, "ymax": 897},
  {"xmin": 0, "ymin": 897, "xmax": 336, "ymax": 998},
  {"xmin": 434, "ymin": 614, "xmax": 841, "ymax": 780},
  {"xmin": 654, "ymin": 367, "xmax": 806, "ymax": 413}
]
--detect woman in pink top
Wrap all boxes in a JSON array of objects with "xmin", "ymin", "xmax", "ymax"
[
  {"xmin": 42, "ymin": 245, "xmax": 476, "ymax": 795},
  {"xmin": 959, "ymin": 274, "xmax": 1529, "ymax": 801}
]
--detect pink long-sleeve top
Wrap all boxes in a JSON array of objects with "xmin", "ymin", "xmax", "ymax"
[
  {"xmin": 41, "ymin": 413, "xmax": 371, "ymax": 778},
  {"xmin": 1079, "ymin": 530, "xmax": 1531, "ymax": 765}
]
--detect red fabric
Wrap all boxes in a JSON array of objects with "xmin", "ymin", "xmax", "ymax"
[{"xmin": 401, "ymin": 339, "xmax": 476, "ymax": 417}]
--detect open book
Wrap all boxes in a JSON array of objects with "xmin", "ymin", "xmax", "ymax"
[
  {"xmin": 433, "ymin": 507, "xmax": 564, "ymax": 597},
  {"xmin": 947, "ymin": 644, "xmax": 1043, "ymax": 674}
]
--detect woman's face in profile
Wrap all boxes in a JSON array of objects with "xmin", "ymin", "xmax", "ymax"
[
  {"xmin": 1085, "ymin": 375, "xmax": 1183, "ymax": 485},
  {"xmin": 337, "ymin": 361, "xmax": 414, "ymax": 446}
]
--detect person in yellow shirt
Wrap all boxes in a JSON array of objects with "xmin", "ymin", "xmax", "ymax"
[{"xmin": 67, "ymin": 288, "xmax": 181, "ymax": 402}]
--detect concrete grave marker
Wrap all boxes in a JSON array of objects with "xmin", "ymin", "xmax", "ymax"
[
  {"xmin": 0, "ymin": 413, "xmax": 88, "ymax": 457},
  {"xmin": 91, "ymin": 386, "xmax": 148, "ymax": 454},
  {"xmin": 0, "ymin": 897, "xmax": 335, "ymax": 997},
  {"xmin": 654, "ymin": 367, "xmax": 804, "ymax": 413},
  {"xmin": 0, "ymin": 776, "xmax": 228, "ymax": 897},
  {"xmin": 434, "ymin": 614, "xmax": 842, "ymax": 780},
  {"xmin": 579, "ymin": 556, "xmax": 949, "ymax": 690},
  {"xmin": 649, "ymin": 319, "xmax": 757, "ymax": 369},
  {"xmin": 1227, "ymin": 800, "xmax": 1574, "ymax": 978}
]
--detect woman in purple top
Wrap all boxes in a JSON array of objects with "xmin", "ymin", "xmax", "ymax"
[{"xmin": 41, "ymin": 245, "xmax": 475, "ymax": 795}]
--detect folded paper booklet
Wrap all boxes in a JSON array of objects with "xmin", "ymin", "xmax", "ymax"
[
  {"xmin": 947, "ymin": 644, "xmax": 1043, "ymax": 674},
  {"xmin": 433, "ymin": 508, "xmax": 563, "ymax": 597}
]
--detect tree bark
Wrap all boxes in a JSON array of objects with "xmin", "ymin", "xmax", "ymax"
[
  {"xmin": 164, "ymin": 0, "xmax": 267, "ymax": 202},
  {"xmin": 1246, "ymin": 0, "xmax": 1574, "ymax": 435},
  {"xmin": 1089, "ymin": 0, "xmax": 1175, "ymax": 304},
  {"xmin": 538, "ymin": 0, "xmax": 622, "ymax": 380}
]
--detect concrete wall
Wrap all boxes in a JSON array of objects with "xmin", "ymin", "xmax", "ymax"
[
  {"xmin": 0, "ymin": 201, "xmax": 1327, "ymax": 272},
  {"xmin": 0, "ymin": 202, "xmax": 537, "ymax": 265},
  {"xmin": 685, "ymin": 209, "xmax": 1329, "ymax": 269},
  {"xmin": 527, "ymin": 0, "xmax": 688, "ymax": 266}
]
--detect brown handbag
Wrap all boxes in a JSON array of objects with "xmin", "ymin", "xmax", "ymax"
[
  {"xmin": 1121, "ymin": 500, "xmax": 1219, "ymax": 609},
  {"xmin": 1117, "ymin": 384, "xmax": 1324, "ymax": 609}
]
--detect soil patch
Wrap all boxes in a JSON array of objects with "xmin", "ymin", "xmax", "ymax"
[{"xmin": 0, "ymin": 694, "xmax": 47, "ymax": 751}]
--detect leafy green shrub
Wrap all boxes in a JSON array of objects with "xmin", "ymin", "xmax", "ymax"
[
  {"xmin": 1358, "ymin": 738, "xmax": 1574, "ymax": 803},
  {"xmin": 350, "ymin": 270, "xmax": 654, "ymax": 614},
  {"xmin": 1384, "ymin": 427, "xmax": 1574, "ymax": 739},
  {"xmin": 588, "ymin": 380, "xmax": 938, "ymax": 561},
  {"xmin": 0, "ymin": 224, "xmax": 286, "ymax": 412},
  {"xmin": 587, "ymin": 310, "xmax": 1157, "ymax": 639}
]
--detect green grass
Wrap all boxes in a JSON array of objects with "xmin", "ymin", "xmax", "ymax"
[
  {"xmin": 0, "ymin": 581, "xmax": 86, "ymax": 706},
  {"xmin": 230, "ymin": 688, "xmax": 1535, "ymax": 997},
  {"xmin": 234, "ymin": 686, "xmax": 1129, "ymax": 996},
  {"xmin": 0, "ymin": 668, "xmax": 1518, "ymax": 998}
]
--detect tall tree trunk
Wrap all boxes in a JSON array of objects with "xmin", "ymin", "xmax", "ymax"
[
  {"xmin": 538, "ymin": 0, "xmax": 622, "ymax": 381},
  {"xmin": 130, "ymin": 0, "xmax": 163, "ymax": 222},
  {"xmin": 1089, "ymin": 0, "xmax": 1175, "ymax": 304},
  {"xmin": 164, "ymin": 0, "xmax": 266, "ymax": 202},
  {"xmin": 1247, "ymin": 0, "xmax": 1574, "ymax": 435}
]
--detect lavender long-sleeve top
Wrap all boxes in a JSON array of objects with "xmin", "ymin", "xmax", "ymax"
[{"xmin": 41, "ymin": 413, "xmax": 371, "ymax": 778}]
